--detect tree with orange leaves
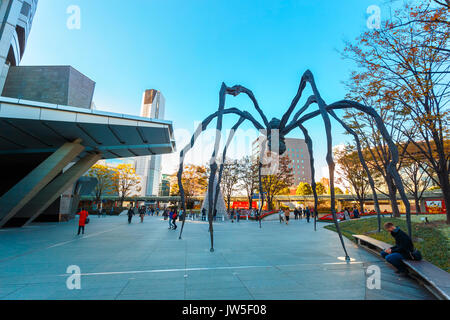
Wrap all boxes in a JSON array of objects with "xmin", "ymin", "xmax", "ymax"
[
  {"xmin": 110, "ymin": 164, "xmax": 141, "ymax": 208},
  {"xmin": 170, "ymin": 164, "xmax": 208, "ymax": 209}
]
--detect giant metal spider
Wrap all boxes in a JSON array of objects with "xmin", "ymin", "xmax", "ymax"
[{"xmin": 176, "ymin": 70, "xmax": 411, "ymax": 259}]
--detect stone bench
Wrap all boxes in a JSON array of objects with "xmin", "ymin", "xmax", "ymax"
[{"xmin": 353, "ymin": 234, "xmax": 450, "ymax": 300}]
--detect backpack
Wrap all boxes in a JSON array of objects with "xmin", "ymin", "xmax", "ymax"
[{"xmin": 409, "ymin": 248, "xmax": 422, "ymax": 261}]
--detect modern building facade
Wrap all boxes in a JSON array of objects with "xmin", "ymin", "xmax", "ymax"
[
  {"xmin": 135, "ymin": 89, "xmax": 166, "ymax": 196},
  {"xmin": 0, "ymin": 1, "xmax": 176, "ymax": 228},
  {"xmin": 158, "ymin": 174, "xmax": 171, "ymax": 197},
  {"xmin": 0, "ymin": 0, "xmax": 37, "ymax": 92},
  {"xmin": 252, "ymin": 136, "xmax": 312, "ymax": 186}
]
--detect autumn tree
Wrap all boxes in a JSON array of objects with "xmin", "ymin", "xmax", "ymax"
[
  {"xmin": 296, "ymin": 182, "xmax": 312, "ymax": 196},
  {"xmin": 315, "ymin": 182, "xmax": 327, "ymax": 195},
  {"xmin": 110, "ymin": 164, "xmax": 141, "ymax": 208},
  {"xmin": 336, "ymin": 145, "xmax": 374, "ymax": 212},
  {"xmin": 86, "ymin": 163, "xmax": 114, "ymax": 211},
  {"xmin": 400, "ymin": 158, "xmax": 433, "ymax": 214},
  {"xmin": 237, "ymin": 156, "xmax": 259, "ymax": 209},
  {"xmin": 220, "ymin": 159, "xmax": 240, "ymax": 211},
  {"xmin": 261, "ymin": 155, "xmax": 294, "ymax": 210},
  {"xmin": 334, "ymin": 187, "xmax": 344, "ymax": 195},
  {"xmin": 171, "ymin": 164, "xmax": 208, "ymax": 209},
  {"xmin": 343, "ymin": 1, "xmax": 449, "ymax": 221}
]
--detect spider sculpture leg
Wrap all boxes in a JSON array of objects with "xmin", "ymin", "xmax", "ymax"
[
  {"xmin": 177, "ymin": 86, "xmax": 265, "ymax": 248},
  {"xmin": 207, "ymin": 84, "xmax": 270, "ymax": 251},
  {"xmin": 177, "ymin": 108, "xmax": 264, "ymax": 241},
  {"xmin": 257, "ymin": 138, "xmax": 268, "ymax": 229},
  {"xmin": 294, "ymin": 101, "xmax": 412, "ymax": 237},
  {"xmin": 298, "ymin": 124, "xmax": 319, "ymax": 231},
  {"xmin": 213, "ymin": 117, "xmax": 246, "ymax": 222},
  {"xmin": 303, "ymin": 71, "xmax": 351, "ymax": 260},
  {"xmin": 327, "ymin": 109, "xmax": 383, "ymax": 232},
  {"xmin": 204, "ymin": 84, "xmax": 230, "ymax": 252},
  {"xmin": 328, "ymin": 101, "xmax": 412, "ymax": 236}
]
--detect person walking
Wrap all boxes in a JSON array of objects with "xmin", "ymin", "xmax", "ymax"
[
  {"xmin": 294, "ymin": 208, "xmax": 299, "ymax": 220},
  {"xmin": 172, "ymin": 209, "xmax": 178, "ymax": 230},
  {"xmin": 139, "ymin": 206, "xmax": 145, "ymax": 223},
  {"xmin": 168, "ymin": 209, "xmax": 174, "ymax": 229},
  {"xmin": 284, "ymin": 209, "xmax": 290, "ymax": 225},
  {"xmin": 179, "ymin": 208, "xmax": 184, "ymax": 222},
  {"xmin": 201, "ymin": 208, "xmax": 207, "ymax": 221},
  {"xmin": 343, "ymin": 207, "xmax": 350, "ymax": 220},
  {"xmin": 255, "ymin": 210, "xmax": 260, "ymax": 224},
  {"xmin": 305, "ymin": 206, "xmax": 311, "ymax": 223},
  {"xmin": 76, "ymin": 208, "xmax": 89, "ymax": 235},
  {"xmin": 278, "ymin": 209, "xmax": 284, "ymax": 223},
  {"xmin": 352, "ymin": 206, "xmax": 360, "ymax": 219},
  {"xmin": 236, "ymin": 209, "xmax": 240, "ymax": 222},
  {"xmin": 127, "ymin": 207, "xmax": 134, "ymax": 224}
]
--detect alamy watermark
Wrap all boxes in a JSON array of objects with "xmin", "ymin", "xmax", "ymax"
[
  {"xmin": 367, "ymin": 5, "xmax": 381, "ymax": 30},
  {"xmin": 67, "ymin": 5, "xmax": 81, "ymax": 30},
  {"xmin": 66, "ymin": 265, "xmax": 82, "ymax": 290},
  {"xmin": 366, "ymin": 265, "xmax": 381, "ymax": 290}
]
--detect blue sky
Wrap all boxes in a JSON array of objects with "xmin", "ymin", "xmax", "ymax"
[{"xmin": 22, "ymin": 0, "xmax": 386, "ymax": 177}]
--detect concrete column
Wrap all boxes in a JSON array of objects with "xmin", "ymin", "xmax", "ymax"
[
  {"xmin": 0, "ymin": 140, "xmax": 85, "ymax": 228},
  {"xmin": 17, "ymin": 152, "xmax": 103, "ymax": 227}
]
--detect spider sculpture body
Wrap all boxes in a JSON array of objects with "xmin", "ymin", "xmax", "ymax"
[{"xmin": 177, "ymin": 70, "xmax": 412, "ymax": 258}]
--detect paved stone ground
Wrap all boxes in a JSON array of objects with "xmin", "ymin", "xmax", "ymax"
[{"xmin": 0, "ymin": 215, "xmax": 435, "ymax": 300}]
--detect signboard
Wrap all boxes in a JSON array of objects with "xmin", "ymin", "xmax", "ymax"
[
  {"xmin": 252, "ymin": 193, "xmax": 266, "ymax": 199},
  {"xmin": 232, "ymin": 201, "xmax": 258, "ymax": 209},
  {"xmin": 424, "ymin": 199, "xmax": 446, "ymax": 214}
]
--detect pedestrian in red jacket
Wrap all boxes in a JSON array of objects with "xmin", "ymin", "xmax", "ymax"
[{"xmin": 76, "ymin": 208, "xmax": 89, "ymax": 235}]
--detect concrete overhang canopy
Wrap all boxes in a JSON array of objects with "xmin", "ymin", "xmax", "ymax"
[{"xmin": 0, "ymin": 97, "xmax": 176, "ymax": 159}]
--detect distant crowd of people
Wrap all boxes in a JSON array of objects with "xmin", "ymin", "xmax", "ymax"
[
  {"xmin": 278, "ymin": 206, "xmax": 317, "ymax": 225},
  {"xmin": 125, "ymin": 206, "xmax": 185, "ymax": 230},
  {"xmin": 75, "ymin": 204, "xmax": 389, "ymax": 236}
]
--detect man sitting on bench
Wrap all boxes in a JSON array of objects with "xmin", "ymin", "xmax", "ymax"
[{"xmin": 381, "ymin": 222, "xmax": 414, "ymax": 275}]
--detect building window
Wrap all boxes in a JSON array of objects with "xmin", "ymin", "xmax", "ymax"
[{"xmin": 21, "ymin": 2, "xmax": 31, "ymax": 17}]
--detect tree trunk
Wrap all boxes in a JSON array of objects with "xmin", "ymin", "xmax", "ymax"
[
  {"xmin": 267, "ymin": 197, "xmax": 273, "ymax": 211},
  {"xmin": 359, "ymin": 199, "xmax": 364, "ymax": 213},
  {"xmin": 432, "ymin": 126, "xmax": 450, "ymax": 224},
  {"xmin": 438, "ymin": 169, "xmax": 450, "ymax": 224},
  {"xmin": 248, "ymin": 195, "xmax": 253, "ymax": 210},
  {"xmin": 386, "ymin": 177, "xmax": 400, "ymax": 217},
  {"xmin": 414, "ymin": 196, "xmax": 421, "ymax": 215}
]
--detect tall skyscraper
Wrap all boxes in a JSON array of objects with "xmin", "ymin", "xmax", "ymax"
[{"xmin": 135, "ymin": 89, "xmax": 166, "ymax": 196}]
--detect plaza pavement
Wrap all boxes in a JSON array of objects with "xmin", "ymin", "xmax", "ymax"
[{"xmin": 0, "ymin": 215, "xmax": 434, "ymax": 300}]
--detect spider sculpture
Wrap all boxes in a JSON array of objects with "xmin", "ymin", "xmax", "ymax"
[{"xmin": 177, "ymin": 70, "xmax": 412, "ymax": 259}]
